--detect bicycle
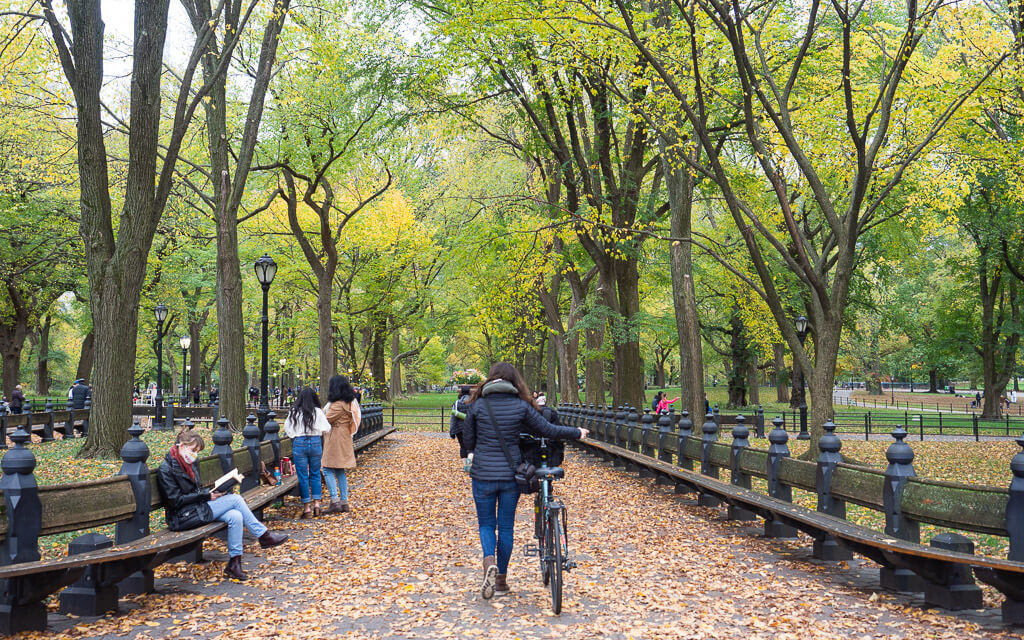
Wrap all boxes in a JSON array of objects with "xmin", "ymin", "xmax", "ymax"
[{"xmin": 522, "ymin": 435, "xmax": 576, "ymax": 614}]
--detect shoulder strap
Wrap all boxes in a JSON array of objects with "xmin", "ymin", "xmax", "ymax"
[{"xmin": 482, "ymin": 398, "xmax": 518, "ymax": 473}]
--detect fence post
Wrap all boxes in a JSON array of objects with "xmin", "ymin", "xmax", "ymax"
[
  {"xmin": 42, "ymin": 399, "xmax": 54, "ymax": 442},
  {"xmin": 813, "ymin": 420, "xmax": 852, "ymax": 561},
  {"xmin": 115, "ymin": 418, "xmax": 153, "ymax": 595},
  {"xmin": 262, "ymin": 410, "xmax": 281, "ymax": 472},
  {"xmin": 0, "ymin": 413, "xmax": 6, "ymax": 450},
  {"xmin": 0, "ymin": 426, "xmax": 44, "ymax": 632},
  {"xmin": 712, "ymin": 404, "xmax": 720, "ymax": 428},
  {"xmin": 728, "ymin": 415, "xmax": 755, "ymax": 521},
  {"xmin": 973, "ymin": 413, "xmax": 979, "ymax": 441},
  {"xmin": 755, "ymin": 405, "xmax": 765, "ymax": 438},
  {"xmin": 613, "ymin": 406, "xmax": 627, "ymax": 447},
  {"xmin": 1006, "ymin": 437, "xmax": 1024, "ymax": 562},
  {"xmin": 864, "ymin": 413, "xmax": 870, "ymax": 441},
  {"xmin": 698, "ymin": 411, "xmax": 720, "ymax": 507},
  {"xmin": 766, "ymin": 417, "xmax": 796, "ymax": 538},
  {"xmin": 242, "ymin": 414, "xmax": 262, "ymax": 494},
  {"xmin": 919, "ymin": 414, "xmax": 924, "ymax": 441},
  {"xmin": 80, "ymin": 398, "xmax": 90, "ymax": 437},
  {"xmin": 211, "ymin": 416, "xmax": 235, "ymax": 475},
  {"xmin": 657, "ymin": 410, "xmax": 673, "ymax": 464},
  {"xmin": 64, "ymin": 398, "xmax": 76, "ymax": 438},
  {"xmin": 881, "ymin": 428, "xmax": 923, "ymax": 592},
  {"xmin": 676, "ymin": 410, "xmax": 693, "ymax": 472},
  {"xmin": 164, "ymin": 400, "xmax": 175, "ymax": 431},
  {"xmin": 626, "ymin": 406, "xmax": 640, "ymax": 454},
  {"xmin": 640, "ymin": 409, "xmax": 655, "ymax": 457}
]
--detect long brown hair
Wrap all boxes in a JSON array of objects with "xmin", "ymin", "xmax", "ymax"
[{"xmin": 469, "ymin": 362, "xmax": 537, "ymax": 409}]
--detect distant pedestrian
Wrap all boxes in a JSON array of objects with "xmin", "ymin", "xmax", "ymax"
[
  {"xmin": 11, "ymin": 385, "xmax": 24, "ymax": 414},
  {"xmin": 450, "ymin": 385, "xmax": 472, "ymax": 472},
  {"xmin": 283, "ymin": 388, "xmax": 331, "ymax": 518},
  {"xmin": 975, "ymin": 391, "xmax": 982, "ymax": 407},
  {"xmin": 323, "ymin": 376, "xmax": 361, "ymax": 514},
  {"xmin": 209, "ymin": 386, "xmax": 219, "ymax": 405},
  {"xmin": 192, "ymin": 386, "xmax": 201, "ymax": 405},
  {"xmin": 70, "ymin": 380, "xmax": 89, "ymax": 410},
  {"xmin": 651, "ymin": 392, "xmax": 662, "ymax": 413},
  {"xmin": 656, "ymin": 394, "xmax": 679, "ymax": 414}
]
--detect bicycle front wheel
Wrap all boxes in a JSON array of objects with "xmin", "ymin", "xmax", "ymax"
[{"xmin": 547, "ymin": 509, "xmax": 563, "ymax": 614}]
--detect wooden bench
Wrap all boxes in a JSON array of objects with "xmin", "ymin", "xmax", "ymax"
[
  {"xmin": 0, "ymin": 402, "xmax": 392, "ymax": 633},
  {"xmin": 560, "ymin": 403, "xmax": 1024, "ymax": 624}
]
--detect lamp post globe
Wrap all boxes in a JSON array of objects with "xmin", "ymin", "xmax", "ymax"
[
  {"xmin": 795, "ymin": 316, "xmax": 810, "ymax": 441},
  {"xmin": 254, "ymin": 254, "xmax": 277, "ymax": 435}
]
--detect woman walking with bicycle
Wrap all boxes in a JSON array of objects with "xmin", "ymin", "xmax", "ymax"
[{"xmin": 463, "ymin": 362, "xmax": 588, "ymax": 600}]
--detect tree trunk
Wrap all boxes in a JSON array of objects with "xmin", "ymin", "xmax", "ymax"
[
  {"xmin": 390, "ymin": 329, "xmax": 402, "ymax": 401},
  {"xmin": 584, "ymin": 324, "xmax": 605, "ymax": 406},
  {"xmin": 371, "ymin": 321, "xmax": 387, "ymax": 397},
  {"xmin": 790, "ymin": 359, "xmax": 803, "ymax": 409},
  {"xmin": 747, "ymin": 360, "xmax": 759, "ymax": 406},
  {"xmin": 75, "ymin": 330, "xmax": 95, "ymax": 383},
  {"xmin": 546, "ymin": 331, "xmax": 558, "ymax": 404},
  {"xmin": 654, "ymin": 362, "xmax": 666, "ymax": 388},
  {"xmin": 35, "ymin": 316, "xmax": 51, "ymax": 395},
  {"xmin": 0, "ymin": 303, "xmax": 29, "ymax": 400},
  {"xmin": 187, "ymin": 0, "xmax": 290, "ymax": 432},
  {"xmin": 773, "ymin": 343, "xmax": 788, "ymax": 403},
  {"xmin": 612, "ymin": 262, "xmax": 645, "ymax": 409},
  {"xmin": 727, "ymin": 311, "xmax": 747, "ymax": 409},
  {"xmin": 318, "ymin": 271, "xmax": 337, "ymax": 393},
  {"xmin": 662, "ymin": 141, "xmax": 706, "ymax": 422},
  {"xmin": 928, "ymin": 368, "xmax": 938, "ymax": 394}
]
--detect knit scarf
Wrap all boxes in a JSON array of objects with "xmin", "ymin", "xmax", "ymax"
[{"xmin": 170, "ymin": 444, "xmax": 197, "ymax": 482}]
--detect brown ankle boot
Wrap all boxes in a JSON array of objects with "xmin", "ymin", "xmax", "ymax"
[
  {"xmin": 324, "ymin": 500, "xmax": 344, "ymax": 514},
  {"xmin": 224, "ymin": 556, "xmax": 247, "ymax": 581},
  {"xmin": 481, "ymin": 556, "xmax": 497, "ymax": 600},
  {"xmin": 494, "ymin": 573, "xmax": 509, "ymax": 596},
  {"xmin": 258, "ymin": 530, "xmax": 288, "ymax": 548},
  {"xmin": 340, "ymin": 500, "xmax": 350, "ymax": 513}
]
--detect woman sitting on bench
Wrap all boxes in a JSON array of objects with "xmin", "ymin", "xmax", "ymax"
[{"xmin": 157, "ymin": 430, "xmax": 288, "ymax": 580}]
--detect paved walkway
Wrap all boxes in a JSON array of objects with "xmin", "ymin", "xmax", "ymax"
[{"xmin": 31, "ymin": 433, "xmax": 1024, "ymax": 639}]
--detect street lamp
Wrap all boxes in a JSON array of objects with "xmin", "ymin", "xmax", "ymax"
[
  {"xmin": 795, "ymin": 315, "xmax": 810, "ymax": 441},
  {"xmin": 254, "ymin": 254, "xmax": 277, "ymax": 434},
  {"xmin": 180, "ymin": 334, "xmax": 191, "ymax": 401},
  {"xmin": 154, "ymin": 304, "xmax": 168, "ymax": 427}
]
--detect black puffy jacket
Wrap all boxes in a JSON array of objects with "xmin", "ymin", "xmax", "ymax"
[
  {"xmin": 70, "ymin": 384, "xmax": 89, "ymax": 410},
  {"xmin": 463, "ymin": 380, "xmax": 581, "ymax": 482},
  {"xmin": 156, "ymin": 450, "xmax": 214, "ymax": 531}
]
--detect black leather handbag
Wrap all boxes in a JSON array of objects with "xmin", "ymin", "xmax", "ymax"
[{"xmin": 483, "ymin": 398, "xmax": 539, "ymax": 494}]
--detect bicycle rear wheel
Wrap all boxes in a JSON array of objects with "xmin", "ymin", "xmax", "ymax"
[{"xmin": 546, "ymin": 509, "xmax": 563, "ymax": 614}]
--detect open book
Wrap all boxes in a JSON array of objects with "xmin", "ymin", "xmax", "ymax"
[{"xmin": 213, "ymin": 468, "xmax": 245, "ymax": 494}]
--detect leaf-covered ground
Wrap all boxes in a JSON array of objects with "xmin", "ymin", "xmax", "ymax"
[{"xmin": 15, "ymin": 432, "xmax": 1024, "ymax": 640}]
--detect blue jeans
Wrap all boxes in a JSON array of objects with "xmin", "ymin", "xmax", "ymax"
[
  {"xmin": 472, "ymin": 479, "xmax": 520, "ymax": 573},
  {"xmin": 292, "ymin": 436, "xmax": 323, "ymax": 503},
  {"xmin": 322, "ymin": 467, "xmax": 348, "ymax": 501},
  {"xmin": 208, "ymin": 493, "xmax": 267, "ymax": 558}
]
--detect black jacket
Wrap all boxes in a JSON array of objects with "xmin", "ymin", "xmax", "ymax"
[
  {"xmin": 449, "ymin": 394, "xmax": 471, "ymax": 437},
  {"xmin": 156, "ymin": 450, "xmax": 214, "ymax": 531},
  {"xmin": 70, "ymin": 384, "xmax": 89, "ymax": 409},
  {"xmin": 10, "ymin": 389, "xmax": 24, "ymax": 409},
  {"xmin": 463, "ymin": 380, "xmax": 581, "ymax": 482}
]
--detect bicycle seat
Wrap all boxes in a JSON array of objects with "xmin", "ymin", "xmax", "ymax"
[{"xmin": 535, "ymin": 466, "xmax": 564, "ymax": 480}]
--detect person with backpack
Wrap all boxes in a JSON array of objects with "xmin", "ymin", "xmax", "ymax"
[
  {"xmin": 463, "ymin": 362, "xmax": 588, "ymax": 599},
  {"xmin": 449, "ymin": 385, "xmax": 473, "ymax": 472}
]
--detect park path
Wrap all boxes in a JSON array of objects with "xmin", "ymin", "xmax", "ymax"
[{"xmin": 29, "ymin": 432, "xmax": 1024, "ymax": 640}]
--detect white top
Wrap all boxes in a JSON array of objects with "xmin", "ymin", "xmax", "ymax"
[{"xmin": 283, "ymin": 407, "xmax": 332, "ymax": 438}]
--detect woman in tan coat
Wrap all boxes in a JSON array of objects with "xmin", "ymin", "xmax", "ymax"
[{"xmin": 322, "ymin": 375, "xmax": 360, "ymax": 513}]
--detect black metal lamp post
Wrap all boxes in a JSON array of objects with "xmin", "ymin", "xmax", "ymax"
[
  {"xmin": 796, "ymin": 315, "xmax": 810, "ymax": 441},
  {"xmin": 179, "ymin": 334, "xmax": 191, "ymax": 403},
  {"xmin": 254, "ymin": 254, "xmax": 277, "ymax": 434},
  {"xmin": 154, "ymin": 304, "xmax": 168, "ymax": 425}
]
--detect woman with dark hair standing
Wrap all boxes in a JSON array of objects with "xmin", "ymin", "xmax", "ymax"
[
  {"xmin": 283, "ymin": 387, "xmax": 331, "ymax": 518},
  {"xmin": 323, "ymin": 375, "xmax": 360, "ymax": 514},
  {"xmin": 463, "ymin": 362, "xmax": 588, "ymax": 599}
]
